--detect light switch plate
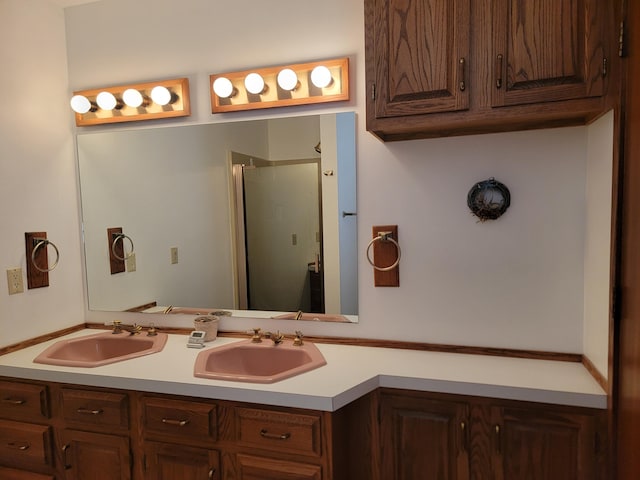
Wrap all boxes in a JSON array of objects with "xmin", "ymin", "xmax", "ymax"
[
  {"xmin": 170, "ymin": 247, "xmax": 178, "ymax": 264},
  {"xmin": 126, "ymin": 253, "xmax": 137, "ymax": 272}
]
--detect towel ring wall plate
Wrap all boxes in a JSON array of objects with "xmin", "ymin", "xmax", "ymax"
[
  {"xmin": 368, "ymin": 225, "xmax": 400, "ymax": 287},
  {"xmin": 25, "ymin": 232, "xmax": 58, "ymax": 289}
]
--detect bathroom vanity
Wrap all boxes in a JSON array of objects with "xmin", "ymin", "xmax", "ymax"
[{"xmin": 0, "ymin": 330, "xmax": 607, "ymax": 479}]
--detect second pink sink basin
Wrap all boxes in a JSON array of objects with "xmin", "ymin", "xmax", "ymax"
[
  {"xmin": 33, "ymin": 331, "xmax": 168, "ymax": 368},
  {"xmin": 193, "ymin": 339, "xmax": 326, "ymax": 383}
]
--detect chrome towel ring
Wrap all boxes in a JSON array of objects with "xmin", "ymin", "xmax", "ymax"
[
  {"xmin": 31, "ymin": 238, "xmax": 60, "ymax": 273},
  {"xmin": 366, "ymin": 231, "xmax": 401, "ymax": 271},
  {"xmin": 111, "ymin": 233, "xmax": 135, "ymax": 261}
]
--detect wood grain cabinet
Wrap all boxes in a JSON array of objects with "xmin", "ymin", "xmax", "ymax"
[
  {"xmin": 144, "ymin": 441, "xmax": 220, "ymax": 480},
  {"xmin": 58, "ymin": 387, "xmax": 132, "ymax": 480},
  {"xmin": 0, "ymin": 381, "xmax": 53, "ymax": 479},
  {"xmin": 365, "ymin": 0, "xmax": 610, "ymax": 140},
  {"xmin": 379, "ymin": 389, "xmax": 607, "ymax": 480}
]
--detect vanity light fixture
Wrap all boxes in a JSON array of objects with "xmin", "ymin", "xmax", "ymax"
[
  {"xmin": 70, "ymin": 77, "xmax": 190, "ymax": 126},
  {"xmin": 210, "ymin": 57, "xmax": 349, "ymax": 113}
]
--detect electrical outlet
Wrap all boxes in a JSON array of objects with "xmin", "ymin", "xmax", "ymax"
[
  {"xmin": 170, "ymin": 247, "xmax": 178, "ymax": 264},
  {"xmin": 6, "ymin": 268, "xmax": 24, "ymax": 295},
  {"xmin": 292, "ymin": 233, "xmax": 297, "ymax": 246},
  {"xmin": 126, "ymin": 253, "xmax": 137, "ymax": 272}
]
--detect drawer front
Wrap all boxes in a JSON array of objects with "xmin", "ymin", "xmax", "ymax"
[
  {"xmin": 236, "ymin": 407, "xmax": 322, "ymax": 456},
  {"xmin": 0, "ymin": 466, "xmax": 55, "ymax": 480},
  {"xmin": 61, "ymin": 388, "xmax": 129, "ymax": 429},
  {"xmin": 0, "ymin": 419, "xmax": 52, "ymax": 468},
  {"xmin": 142, "ymin": 397, "xmax": 217, "ymax": 441},
  {"xmin": 0, "ymin": 381, "xmax": 49, "ymax": 421}
]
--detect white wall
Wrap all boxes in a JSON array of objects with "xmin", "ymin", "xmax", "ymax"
[
  {"xmin": 2, "ymin": 0, "xmax": 605, "ymax": 361},
  {"xmin": 0, "ymin": 0, "xmax": 85, "ymax": 346}
]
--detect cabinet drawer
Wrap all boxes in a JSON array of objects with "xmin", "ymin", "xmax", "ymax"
[
  {"xmin": 236, "ymin": 407, "xmax": 322, "ymax": 457},
  {"xmin": 0, "ymin": 466, "xmax": 55, "ymax": 480},
  {"xmin": 142, "ymin": 397, "xmax": 217, "ymax": 441},
  {"xmin": 61, "ymin": 388, "xmax": 129, "ymax": 429},
  {"xmin": 0, "ymin": 381, "xmax": 49, "ymax": 421},
  {"xmin": 0, "ymin": 419, "xmax": 52, "ymax": 468}
]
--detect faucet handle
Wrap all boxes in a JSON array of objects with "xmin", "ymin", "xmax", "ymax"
[
  {"xmin": 147, "ymin": 323, "xmax": 158, "ymax": 336},
  {"xmin": 250, "ymin": 328, "xmax": 263, "ymax": 343}
]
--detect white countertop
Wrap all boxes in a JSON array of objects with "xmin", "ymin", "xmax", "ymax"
[{"xmin": 0, "ymin": 330, "xmax": 606, "ymax": 412}]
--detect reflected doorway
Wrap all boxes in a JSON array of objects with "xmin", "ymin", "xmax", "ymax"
[{"xmin": 231, "ymin": 153, "xmax": 323, "ymax": 313}]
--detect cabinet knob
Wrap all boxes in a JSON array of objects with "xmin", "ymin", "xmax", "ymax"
[{"xmin": 495, "ymin": 54, "xmax": 504, "ymax": 89}]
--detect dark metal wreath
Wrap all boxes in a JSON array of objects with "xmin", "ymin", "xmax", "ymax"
[{"xmin": 467, "ymin": 178, "xmax": 511, "ymax": 222}]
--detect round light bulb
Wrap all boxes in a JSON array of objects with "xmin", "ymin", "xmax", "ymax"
[
  {"xmin": 213, "ymin": 77, "xmax": 235, "ymax": 98},
  {"xmin": 151, "ymin": 86, "xmax": 172, "ymax": 106},
  {"xmin": 96, "ymin": 91, "xmax": 117, "ymax": 110},
  {"xmin": 244, "ymin": 73, "xmax": 265, "ymax": 95},
  {"xmin": 70, "ymin": 95, "xmax": 92, "ymax": 114},
  {"xmin": 122, "ymin": 88, "xmax": 144, "ymax": 108},
  {"xmin": 310, "ymin": 65, "xmax": 333, "ymax": 88},
  {"xmin": 277, "ymin": 68, "xmax": 298, "ymax": 91}
]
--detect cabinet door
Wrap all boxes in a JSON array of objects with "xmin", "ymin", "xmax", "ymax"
[
  {"xmin": 235, "ymin": 454, "xmax": 321, "ymax": 480},
  {"xmin": 144, "ymin": 442, "xmax": 220, "ymax": 480},
  {"xmin": 60, "ymin": 429, "xmax": 131, "ymax": 480},
  {"xmin": 380, "ymin": 392, "xmax": 469, "ymax": 480},
  {"xmin": 491, "ymin": 0, "xmax": 604, "ymax": 107},
  {"xmin": 367, "ymin": 0, "xmax": 470, "ymax": 119},
  {"xmin": 491, "ymin": 406, "xmax": 599, "ymax": 480}
]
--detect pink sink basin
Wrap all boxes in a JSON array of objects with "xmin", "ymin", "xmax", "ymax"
[
  {"xmin": 33, "ymin": 331, "xmax": 168, "ymax": 368},
  {"xmin": 193, "ymin": 339, "xmax": 327, "ymax": 383}
]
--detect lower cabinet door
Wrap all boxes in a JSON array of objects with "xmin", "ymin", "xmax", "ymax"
[
  {"xmin": 380, "ymin": 392, "xmax": 470, "ymax": 480},
  {"xmin": 235, "ymin": 453, "xmax": 322, "ymax": 480},
  {"xmin": 491, "ymin": 406, "xmax": 599, "ymax": 480},
  {"xmin": 60, "ymin": 429, "xmax": 131, "ymax": 480},
  {"xmin": 144, "ymin": 442, "xmax": 220, "ymax": 480}
]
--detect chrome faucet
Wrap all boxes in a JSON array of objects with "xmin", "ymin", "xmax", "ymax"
[{"xmin": 294, "ymin": 310, "xmax": 304, "ymax": 320}]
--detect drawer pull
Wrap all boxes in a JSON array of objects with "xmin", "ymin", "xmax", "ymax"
[
  {"xmin": 1, "ymin": 398, "xmax": 26, "ymax": 405},
  {"xmin": 76, "ymin": 407, "xmax": 104, "ymax": 415},
  {"xmin": 162, "ymin": 418, "xmax": 190, "ymax": 427},
  {"xmin": 6, "ymin": 441, "xmax": 30, "ymax": 451},
  {"xmin": 259, "ymin": 428, "xmax": 291, "ymax": 440}
]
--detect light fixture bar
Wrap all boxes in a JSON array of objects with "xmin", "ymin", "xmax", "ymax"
[
  {"xmin": 71, "ymin": 77, "xmax": 190, "ymax": 126},
  {"xmin": 210, "ymin": 57, "xmax": 349, "ymax": 113}
]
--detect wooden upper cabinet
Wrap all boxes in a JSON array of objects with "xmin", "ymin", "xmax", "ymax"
[
  {"xmin": 365, "ymin": 0, "xmax": 609, "ymax": 140},
  {"xmin": 369, "ymin": 0, "xmax": 470, "ymax": 118},
  {"xmin": 491, "ymin": 0, "xmax": 605, "ymax": 107}
]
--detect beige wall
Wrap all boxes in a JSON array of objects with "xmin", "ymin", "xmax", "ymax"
[
  {"xmin": 0, "ymin": 0, "xmax": 85, "ymax": 345},
  {"xmin": 0, "ymin": 0, "xmax": 613, "ymax": 376}
]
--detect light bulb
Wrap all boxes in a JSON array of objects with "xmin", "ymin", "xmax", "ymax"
[
  {"xmin": 70, "ymin": 95, "xmax": 92, "ymax": 114},
  {"xmin": 244, "ymin": 73, "xmax": 266, "ymax": 95},
  {"xmin": 96, "ymin": 91, "xmax": 117, "ymax": 110},
  {"xmin": 151, "ymin": 86, "xmax": 172, "ymax": 106},
  {"xmin": 213, "ymin": 77, "xmax": 235, "ymax": 98},
  {"xmin": 122, "ymin": 88, "xmax": 144, "ymax": 108},
  {"xmin": 310, "ymin": 65, "xmax": 333, "ymax": 88},
  {"xmin": 277, "ymin": 69, "xmax": 299, "ymax": 91}
]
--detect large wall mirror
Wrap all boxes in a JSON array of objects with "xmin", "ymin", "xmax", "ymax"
[{"xmin": 78, "ymin": 112, "xmax": 358, "ymax": 323}]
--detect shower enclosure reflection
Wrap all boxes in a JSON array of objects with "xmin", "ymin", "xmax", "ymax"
[{"xmin": 77, "ymin": 112, "xmax": 357, "ymax": 322}]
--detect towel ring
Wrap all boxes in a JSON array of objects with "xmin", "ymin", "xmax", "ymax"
[
  {"xmin": 111, "ymin": 233, "xmax": 135, "ymax": 261},
  {"xmin": 31, "ymin": 239, "xmax": 60, "ymax": 273},
  {"xmin": 366, "ymin": 232, "xmax": 401, "ymax": 271}
]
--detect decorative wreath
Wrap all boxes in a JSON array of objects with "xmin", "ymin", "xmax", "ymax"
[{"xmin": 467, "ymin": 178, "xmax": 511, "ymax": 222}]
